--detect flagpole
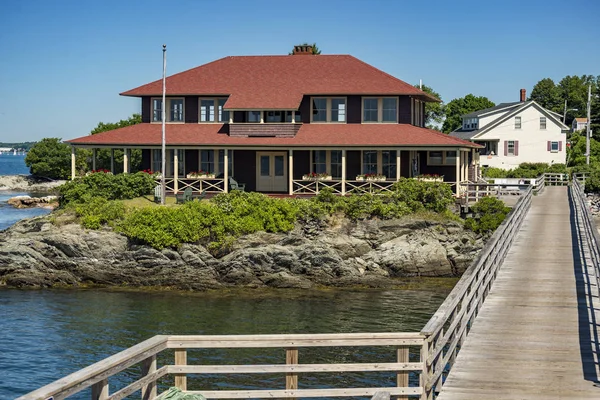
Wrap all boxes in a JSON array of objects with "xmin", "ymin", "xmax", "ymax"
[{"xmin": 161, "ymin": 44, "xmax": 167, "ymax": 205}]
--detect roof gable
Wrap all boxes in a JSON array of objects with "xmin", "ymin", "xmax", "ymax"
[{"xmin": 120, "ymin": 55, "xmax": 437, "ymax": 109}]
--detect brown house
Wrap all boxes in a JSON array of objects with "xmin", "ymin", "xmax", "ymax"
[{"xmin": 67, "ymin": 45, "xmax": 480, "ymax": 195}]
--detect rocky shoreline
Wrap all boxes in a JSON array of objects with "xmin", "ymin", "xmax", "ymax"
[
  {"xmin": 0, "ymin": 213, "xmax": 483, "ymax": 290},
  {"xmin": 0, "ymin": 175, "xmax": 65, "ymax": 192}
]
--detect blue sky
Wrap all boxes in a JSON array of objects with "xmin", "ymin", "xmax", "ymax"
[{"xmin": 0, "ymin": 0, "xmax": 598, "ymax": 142}]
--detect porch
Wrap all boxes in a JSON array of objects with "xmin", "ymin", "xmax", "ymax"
[{"xmin": 70, "ymin": 147, "xmax": 479, "ymax": 196}]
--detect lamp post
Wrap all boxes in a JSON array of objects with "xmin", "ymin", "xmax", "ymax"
[
  {"xmin": 586, "ymin": 84, "xmax": 592, "ymax": 165},
  {"xmin": 161, "ymin": 45, "xmax": 167, "ymax": 205}
]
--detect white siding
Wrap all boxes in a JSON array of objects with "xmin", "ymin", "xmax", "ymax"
[{"xmin": 477, "ymin": 105, "xmax": 566, "ymax": 170}]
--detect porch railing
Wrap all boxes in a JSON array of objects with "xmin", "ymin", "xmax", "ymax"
[
  {"xmin": 155, "ymin": 178, "xmax": 226, "ymax": 194},
  {"xmin": 291, "ymin": 179, "xmax": 399, "ymax": 195}
]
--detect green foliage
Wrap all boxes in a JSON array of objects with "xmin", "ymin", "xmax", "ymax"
[
  {"xmin": 72, "ymin": 197, "xmax": 126, "ymax": 229},
  {"xmin": 483, "ymin": 163, "xmax": 567, "ymax": 179},
  {"xmin": 90, "ymin": 114, "xmax": 142, "ymax": 135},
  {"xmin": 529, "ymin": 78, "xmax": 563, "ymax": 113},
  {"xmin": 464, "ymin": 197, "xmax": 510, "ymax": 234},
  {"xmin": 442, "ymin": 94, "xmax": 495, "ymax": 133},
  {"xmin": 59, "ymin": 171, "xmax": 156, "ymax": 204},
  {"xmin": 24, "ymin": 138, "xmax": 87, "ymax": 179},
  {"xmin": 415, "ymin": 84, "xmax": 445, "ymax": 129},
  {"xmin": 567, "ymin": 132, "xmax": 600, "ymax": 166}
]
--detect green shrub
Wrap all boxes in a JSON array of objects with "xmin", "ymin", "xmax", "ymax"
[
  {"xmin": 59, "ymin": 171, "xmax": 156, "ymax": 204},
  {"xmin": 465, "ymin": 197, "xmax": 511, "ymax": 234},
  {"xmin": 72, "ymin": 197, "xmax": 126, "ymax": 229}
]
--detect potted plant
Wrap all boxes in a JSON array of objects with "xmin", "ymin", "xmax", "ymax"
[
  {"xmin": 187, "ymin": 171, "xmax": 216, "ymax": 179},
  {"xmin": 302, "ymin": 172, "xmax": 333, "ymax": 181}
]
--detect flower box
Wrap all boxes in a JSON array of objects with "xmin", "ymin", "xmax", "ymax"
[
  {"xmin": 187, "ymin": 173, "xmax": 216, "ymax": 179},
  {"xmin": 302, "ymin": 174, "xmax": 332, "ymax": 181},
  {"xmin": 417, "ymin": 175, "xmax": 444, "ymax": 182},
  {"xmin": 356, "ymin": 175, "xmax": 386, "ymax": 182}
]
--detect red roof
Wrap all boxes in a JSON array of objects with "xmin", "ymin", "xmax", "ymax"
[
  {"xmin": 120, "ymin": 55, "xmax": 437, "ymax": 109},
  {"xmin": 67, "ymin": 123, "xmax": 479, "ymax": 148}
]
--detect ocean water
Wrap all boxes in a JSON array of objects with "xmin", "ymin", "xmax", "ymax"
[{"xmin": 0, "ymin": 153, "xmax": 51, "ymax": 230}]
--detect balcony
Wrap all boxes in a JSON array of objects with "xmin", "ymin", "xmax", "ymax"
[{"xmin": 229, "ymin": 123, "xmax": 301, "ymax": 138}]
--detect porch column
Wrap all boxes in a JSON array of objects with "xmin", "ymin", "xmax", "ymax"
[
  {"xmin": 455, "ymin": 149, "xmax": 460, "ymax": 196},
  {"xmin": 463, "ymin": 151, "xmax": 468, "ymax": 182},
  {"xmin": 173, "ymin": 149, "xmax": 179, "ymax": 194},
  {"xmin": 341, "ymin": 149, "xmax": 347, "ymax": 195},
  {"xmin": 472, "ymin": 148, "xmax": 478, "ymax": 180},
  {"xmin": 224, "ymin": 149, "xmax": 229, "ymax": 194},
  {"xmin": 123, "ymin": 148, "xmax": 129, "ymax": 174},
  {"xmin": 92, "ymin": 148, "xmax": 96, "ymax": 171},
  {"xmin": 110, "ymin": 149, "xmax": 115, "ymax": 173},
  {"xmin": 288, "ymin": 150, "xmax": 293, "ymax": 195},
  {"xmin": 396, "ymin": 150, "xmax": 401, "ymax": 181},
  {"xmin": 291, "ymin": 111, "xmax": 296, "ymax": 124},
  {"xmin": 71, "ymin": 146, "xmax": 76, "ymax": 180}
]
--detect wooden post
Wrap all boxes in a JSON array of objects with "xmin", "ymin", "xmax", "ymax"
[
  {"xmin": 174, "ymin": 348, "xmax": 187, "ymax": 390},
  {"xmin": 288, "ymin": 150, "xmax": 293, "ymax": 195},
  {"xmin": 420, "ymin": 339, "xmax": 432, "ymax": 400},
  {"xmin": 92, "ymin": 148, "xmax": 97, "ymax": 171},
  {"xmin": 173, "ymin": 149, "xmax": 179, "ymax": 194},
  {"xmin": 110, "ymin": 148, "xmax": 114, "ymax": 173},
  {"xmin": 397, "ymin": 346, "xmax": 409, "ymax": 400},
  {"xmin": 341, "ymin": 149, "xmax": 346, "ymax": 195},
  {"xmin": 71, "ymin": 146, "xmax": 76, "ymax": 180},
  {"xmin": 286, "ymin": 348, "xmax": 298, "ymax": 391},
  {"xmin": 141, "ymin": 355, "xmax": 157, "ymax": 400},
  {"xmin": 455, "ymin": 149, "xmax": 460, "ymax": 196},
  {"xmin": 123, "ymin": 147, "xmax": 129, "ymax": 174},
  {"xmin": 91, "ymin": 378, "xmax": 109, "ymax": 400},
  {"xmin": 224, "ymin": 149, "xmax": 229, "ymax": 193},
  {"xmin": 396, "ymin": 150, "xmax": 401, "ymax": 181}
]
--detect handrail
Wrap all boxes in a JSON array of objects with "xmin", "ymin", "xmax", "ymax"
[{"xmin": 570, "ymin": 179, "xmax": 600, "ymax": 297}]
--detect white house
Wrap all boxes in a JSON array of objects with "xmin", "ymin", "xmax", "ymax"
[
  {"xmin": 572, "ymin": 117, "xmax": 589, "ymax": 132},
  {"xmin": 450, "ymin": 89, "xmax": 568, "ymax": 170}
]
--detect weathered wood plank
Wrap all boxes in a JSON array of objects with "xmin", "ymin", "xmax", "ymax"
[
  {"xmin": 167, "ymin": 362, "xmax": 423, "ymax": 374},
  {"xmin": 185, "ymin": 387, "xmax": 423, "ymax": 399}
]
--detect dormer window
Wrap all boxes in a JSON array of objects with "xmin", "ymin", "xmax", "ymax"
[
  {"xmin": 311, "ymin": 97, "xmax": 346, "ymax": 123},
  {"xmin": 463, "ymin": 118, "xmax": 478, "ymax": 130},
  {"xmin": 363, "ymin": 97, "xmax": 398, "ymax": 123},
  {"xmin": 199, "ymin": 98, "xmax": 229, "ymax": 123},
  {"xmin": 152, "ymin": 98, "xmax": 185, "ymax": 122}
]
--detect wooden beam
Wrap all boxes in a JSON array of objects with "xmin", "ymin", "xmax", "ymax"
[
  {"xmin": 141, "ymin": 355, "xmax": 157, "ymax": 400},
  {"xmin": 396, "ymin": 347, "xmax": 409, "ymax": 400},
  {"xmin": 174, "ymin": 348, "xmax": 187, "ymax": 390},
  {"xmin": 286, "ymin": 348, "xmax": 298, "ymax": 391}
]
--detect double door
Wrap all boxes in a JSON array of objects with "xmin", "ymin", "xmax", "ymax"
[{"xmin": 256, "ymin": 152, "xmax": 287, "ymax": 192}]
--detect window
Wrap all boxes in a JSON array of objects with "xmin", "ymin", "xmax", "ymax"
[
  {"xmin": 152, "ymin": 149, "xmax": 162, "ymax": 173},
  {"xmin": 427, "ymin": 151, "xmax": 457, "ymax": 165},
  {"xmin": 266, "ymin": 111, "xmax": 283, "ymax": 122},
  {"xmin": 363, "ymin": 97, "xmax": 398, "ymax": 123},
  {"xmin": 475, "ymin": 141, "xmax": 498, "ymax": 156},
  {"xmin": 540, "ymin": 117, "xmax": 547, "ymax": 130},
  {"xmin": 312, "ymin": 150, "xmax": 327, "ymax": 174},
  {"xmin": 247, "ymin": 111, "xmax": 261, "ymax": 122},
  {"xmin": 550, "ymin": 141, "xmax": 560, "ymax": 152},
  {"xmin": 200, "ymin": 98, "xmax": 229, "ymax": 122},
  {"xmin": 152, "ymin": 98, "xmax": 185, "ymax": 122},
  {"xmin": 362, "ymin": 151, "xmax": 378, "ymax": 174},
  {"xmin": 507, "ymin": 140, "xmax": 515, "ymax": 155},
  {"xmin": 169, "ymin": 149, "xmax": 185, "ymax": 177},
  {"xmin": 311, "ymin": 97, "xmax": 346, "ymax": 122},
  {"xmin": 285, "ymin": 110, "xmax": 301, "ymax": 123},
  {"xmin": 330, "ymin": 150, "xmax": 342, "ymax": 178},
  {"xmin": 382, "ymin": 150, "xmax": 397, "ymax": 179},
  {"xmin": 200, "ymin": 150, "xmax": 215, "ymax": 173},
  {"xmin": 515, "ymin": 117, "xmax": 521, "ymax": 129}
]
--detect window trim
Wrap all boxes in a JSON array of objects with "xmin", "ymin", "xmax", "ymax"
[
  {"xmin": 507, "ymin": 140, "xmax": 516, "ymax": 156},
  {"xmin": 358, "ymin": 150, "xmax": 398, "ymax": 178},
  {"xmin": 198, "ymin": 149, "xmax": 234, "ymax": 176},
  {"xmin": 514, "ymin": 116, "xmax": 522, "ymax": 130},
  {"xmin": 427, "ymin": 150, "xmax": 458, "ymax": 166},
  {"xmin": 550, "ymin": 141, "xmax": 559, "ymax": 153},
  {"xmin": 309, "ymin": 150, "xmax": 343, "ymax": 178},
  {"xmin": 540, "ymin": 116, "xmax": 547, "ymax": 130},
  {"xmin": 151, "ymin": 97, "xmax": 186, "ymax": 123},
  {"xmin": 199, "ymin": 97, "xmax": 229, "ymax": 123},
  {"xmin": 362, "ymin": 97, "xmax": 398, "ymax": 123},
  {"xmin": 310, "ymin": 97, "xmax": 347, "ymax": 123}
]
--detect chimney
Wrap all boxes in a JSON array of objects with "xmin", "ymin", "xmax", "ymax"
[
  {"xmin": 520, "ymin": 88, "xmax": 526, "ymax": 102},
  {"xmin": 292, "ymin": 44, "xmax": 313, "ymax": 55}
]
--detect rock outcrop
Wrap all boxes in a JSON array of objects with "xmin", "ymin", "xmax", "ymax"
[
  {"xmin": 7, "ymin": 195, "xmax": 59, "ymax": 209},
  {"xmin": 0, "ymin": 175, "xmax": 65, "ymax": 192},
  {"xmin": 0, "ymin": 215, "xmax": 483, "ymax": 290}
]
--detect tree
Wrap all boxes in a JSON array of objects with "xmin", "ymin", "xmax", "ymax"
[
  {"xmin": 25, "ymin": 138, "xmax": 86, "ymax": 179},
  {"xmin": 416, "ymin": 84, "xmax": 445, "ymax": 129},
  {"xmin": 529, "ymin": 78, "xmax": 562, "ymax": 113},
  {"xmin": 90, "ymin": 114, "xmax": 142, "ymax": 172},
  {"xmin": 289, "ymin": 43, "xmax": 321, "ymax": 55},
  {"xmin": 442, "ymin": 94, "xmax": 495, "ymax": 133}
]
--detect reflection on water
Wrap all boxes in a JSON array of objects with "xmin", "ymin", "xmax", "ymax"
[{"xmin": 0, "ymin": 287, "xmax": 450, "ymax": 398}]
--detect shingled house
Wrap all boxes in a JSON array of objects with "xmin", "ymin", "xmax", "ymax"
[{"xmin": 67, "ymin": 45, "xmax": 479, "ymax": 195}]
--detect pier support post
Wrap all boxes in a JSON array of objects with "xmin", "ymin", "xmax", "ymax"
[
  {"xmin": 286, "ymin": 348, "xmax": 298, "ymax": 391},
  {"xmin": 397, "ymin": 346, "xmax": 409, "ymax": 400},
  {"xmin": 91, "ymin": 378, "xmax": 109, "ymax": 400},
  {"xmin": 174, "ymin": 348, "xmax": 187, "ymax": 390},
  {"xmin": 141, "ymin": 355, "xmax": 157, "ymax": 400}
]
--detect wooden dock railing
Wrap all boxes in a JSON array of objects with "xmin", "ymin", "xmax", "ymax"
[{"xmin": 20, "ymin": 184, "xmax": 537, "ymax": 400}]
